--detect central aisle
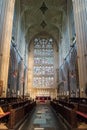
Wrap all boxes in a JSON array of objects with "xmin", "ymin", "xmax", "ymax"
[{"xmin": 19, "ymin": 104, "xmax": 68, "ymax": 130}]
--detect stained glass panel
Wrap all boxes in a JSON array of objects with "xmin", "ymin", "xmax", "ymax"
[{"xmin": 33, "ymin": 38, "xmax": 54, "ymax": 88}]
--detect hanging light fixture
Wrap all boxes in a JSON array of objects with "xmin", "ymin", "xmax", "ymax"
[
  {"xmin": 40, "ymin": 2, "xmax": 48, "ymax": 14},
  {"xmin": 41, "ymin": 20, "xmax": 47, "ymax": 28}
]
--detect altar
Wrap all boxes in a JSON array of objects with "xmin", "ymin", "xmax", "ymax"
[{"xmin": 35, "ymin": 96, "xmax": 51, "ymax": 103}]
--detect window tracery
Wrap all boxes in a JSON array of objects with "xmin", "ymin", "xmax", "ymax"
[{"xmin": 33, "ymin": 38, "xmax": 54, "ymax": 88}]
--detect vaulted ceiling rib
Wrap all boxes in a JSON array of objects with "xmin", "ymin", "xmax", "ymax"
[{"xmin": 20, "ymin": 0, "xmax": 67, "ymax": 43}]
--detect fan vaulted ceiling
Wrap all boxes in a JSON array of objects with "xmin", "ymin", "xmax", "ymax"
[{"xmin": 20, "ymin": 0, "xmax": 67, "ymax": 43}]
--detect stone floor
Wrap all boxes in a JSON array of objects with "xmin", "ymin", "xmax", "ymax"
[{"xmin": 19, "ymin": 104, "xmax": 69, "ymax": 130}]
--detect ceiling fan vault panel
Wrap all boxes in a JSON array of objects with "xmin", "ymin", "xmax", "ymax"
[{"xmin": 20, "ymin": 0, "xmax": 67, "ymax": 43}]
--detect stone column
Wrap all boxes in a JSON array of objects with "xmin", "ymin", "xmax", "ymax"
[
  {"xmin": 0, "ymin": 0, "xmax": 15, "ymax": 97},
  {"xmin": 72, "ymin": 0, "xmax": 87, "ymax": 97}
]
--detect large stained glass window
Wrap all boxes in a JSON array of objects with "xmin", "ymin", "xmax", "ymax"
[{"xmin": 33, "ymin": 38, "xmax": 54, "ymax": 88}]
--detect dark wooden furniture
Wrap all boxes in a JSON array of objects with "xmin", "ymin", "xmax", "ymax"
[
  {"xmin": 50, "ymin": 101, "xmax": 77, "ymax": 128},
  {"xmin": 51, "ymin": 98, "xmax": 87, "ymax": 129},
  {"xmin": 0, "ymin": 98, "xmax": 36, "ymax": 129},
  {"xmin": 76, "ymin": 104, "xmax": 87, "ymax": 122},
  {"xmin": 69, "ymin": 98, "xmax": 87, "ymax": 122}
]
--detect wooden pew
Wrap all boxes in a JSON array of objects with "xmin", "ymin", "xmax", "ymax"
[
  {"xmin": 9, "ymin": 106, "xmax": 24, "ymax": 128},
  {"xmin": 9, "ymin": 101, "xmax": 36, "ymax": 129},
  {"xmin": 51, "ymin": 99, "xmax": 87, "ymax": 129},
  {"xmin": 50, "ymin": 101, "xmax": 77, "ymax": 128},
  {"xmin": 0, "ymin": 98, "xmax": 36, "ymax": 129},
  {"xmin": 76, "ymin": 104, "xmax": 87, "ymax": 122}
]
